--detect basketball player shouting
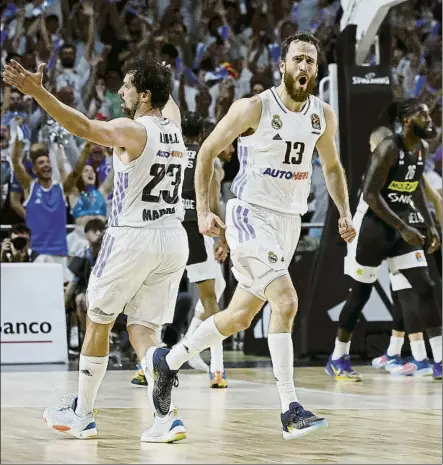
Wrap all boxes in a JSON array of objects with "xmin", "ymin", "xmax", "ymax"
[
  {"xmin": 144, "ymin": 32, "xmax": 356, "ymax": 440},
  {"xmin": 3, "ymin": 58, "xmax": 190, "ymax": 442},
  {"xmin": 326, "ymin": 98, "xmax": 442, "ymax": 381}
]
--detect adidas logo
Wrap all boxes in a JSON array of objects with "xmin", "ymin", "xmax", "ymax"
[{"xmin": 273, "ymin": 134, "xmax": 282, "ymax": 140}]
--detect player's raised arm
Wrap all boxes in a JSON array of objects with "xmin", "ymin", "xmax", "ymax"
[
  {"xmin": 316, "ymin": 102, "xmax": 355, "ymax": 243},
  {"xmin": 195, "ymin": 96, "xmax": 261, "ymax": 236},
  {"xmin": 3, "ymin": 60, "xmax": 146, "ymax": 158},
  {"xmin": 162, "ymin": 95, "xmax": 181, "ymax": 128}
]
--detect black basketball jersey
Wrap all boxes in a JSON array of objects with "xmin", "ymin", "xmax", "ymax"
[
  {"xmin": 367, "ymin": 134, "xmax": 426, "ymax": 227},
  {"xmin": 182, "ymin": 143, "xmax": 200, "ymax": 222}
]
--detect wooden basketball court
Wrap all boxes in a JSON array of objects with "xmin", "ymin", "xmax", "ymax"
[{"xmin": 1, "ymin": 364, "xmax": 441, "ymax": 463}]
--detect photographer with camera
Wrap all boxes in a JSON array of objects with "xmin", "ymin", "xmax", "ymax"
[{"xmin": 1, "ymin": 223, "xmax": 38, "ymax": 263}]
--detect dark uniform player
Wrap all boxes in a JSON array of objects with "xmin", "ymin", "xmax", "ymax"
[
  {"xmin": 181, "ymin": 112, "xmax": 229, "ymax": 388},
  {"xmin": 326, "ymin": 98, "xmax": 442, "ymax": 381}
]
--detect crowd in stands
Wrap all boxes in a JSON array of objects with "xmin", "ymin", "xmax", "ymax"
[{"xmin": 1, "ymin": 0, "xmax": 441, "ymax": 356}]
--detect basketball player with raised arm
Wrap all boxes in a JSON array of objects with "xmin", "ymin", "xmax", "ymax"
[
  {"xmin": 3, "ymin": 57, "xmax": 189, "ymax": 442},
  {"xmin": 144, "ymin": 32, "xmax": 357, "ymax": 440}
]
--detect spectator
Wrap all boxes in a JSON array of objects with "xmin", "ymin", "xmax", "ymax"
[
  {"xmin": 11, "ymin": 138, "xmax": 88, "ymax": 281},
  {"xmin": 0, "ymin": 223, "xmax": 38, "ymax": 263},
  {"xmin": 63, "ymin": 142, "xmax": 113, "ymax": 256},
  {"xmin": 65, "ymin": 218, "xmax": 106, "ymax": 342},
  {"xmin": 1, "ymin": 125, "xmax": 12, "ymax": 211}
]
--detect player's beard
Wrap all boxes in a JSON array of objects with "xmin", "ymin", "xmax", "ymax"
[
  {"xmin": 283, "ymin": 73, "xmax": 317, "ymax": 102},
  {"xmin": 122, "ymin": 97, "xmax": 141, "ymax": 119},
  {"xmin": 413, "ymin": 123, "xmax": 437, "ymax": 140}
]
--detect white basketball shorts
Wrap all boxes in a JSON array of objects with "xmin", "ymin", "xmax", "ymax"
[
  {"xmin": 86, "ymin": 225, "xmax": 188, "ymax": 329},
  {"xmin": 225, "ymin": 198, "xmax": 301, "ymax": 300}
]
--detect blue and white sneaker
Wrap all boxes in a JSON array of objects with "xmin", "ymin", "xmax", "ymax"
[
  {"xmin": 390, "ymin": 358, "xmax": 433, "ymax": 377},
  {"xmin": 145, "ymin": 347, "xmax": 179, "ymax": 417},
  {"xmin": 372, "ymin": 353, "xmax": 404, "ymax": 372},
  {"xmin": 43, "ymin": 395, "xmax": 97, "ymax": 439},
  {"xmin": 141, "ymin": 408, "xmax": 186, "ymax": 443},
  {"xmin": 325, "ymin": 355, "xmax": 362, "ymax": 381},
  {"xmin": 281, "ymin": 402, "xmax": 328, "ymax": 440}
]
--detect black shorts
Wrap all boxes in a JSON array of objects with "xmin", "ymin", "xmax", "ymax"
[
  {"xmin": 356, "ymin": 214, "xmax": 426, "ymax": 266},
  {"xmin": 344, "ymin": 212, "xmax": 428, "ymax": 284},
  {"xmin": 183, "ymin": 221, "xmax": 208, "ymax": 266}
]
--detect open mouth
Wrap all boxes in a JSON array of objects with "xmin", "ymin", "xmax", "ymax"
[{"xmin": 298, "ymin": 76, "xmax": 307, "ymax": 86}]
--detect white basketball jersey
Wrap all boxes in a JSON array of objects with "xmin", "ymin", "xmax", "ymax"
[
  {"xmin": 108, "ymin": 115, "xmax": 187, "ymax": 228},
  {"xmin": 231, "ymin": 87, "xmax": 326, "ymax": 215}
]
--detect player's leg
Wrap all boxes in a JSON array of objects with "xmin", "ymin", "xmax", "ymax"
[
  {"xmin": 147, "ymin": 199, "xmax": 278, "ymax": 416},
  {"xmin": 134, "ymin": 226, "xmax": 189, "ymax": 442},
  {"xmin": 327, "ymin": 213, "xmax": 386, "ymax": 381},
  {"xmin": 396, "ymin": 264, "xmax": 442, "ymax": 379},
  {"xmin": 184, "ymin": 226, "xmax": 226, "ymax": 377},
  {"xmin": 372, "ymin": 274, "xmax": 408, "ymax": 371},
  {"xmin": 43, "ymin": 228, "xmax": 152, "ymax": 438},
  {"xmin": 264, "ymin": 274, "xmax": 328, "ymax": 439}
]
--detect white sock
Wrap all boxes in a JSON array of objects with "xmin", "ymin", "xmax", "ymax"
[
  {"xmin": 268, "ymin": 333, "xmax": 299, "ymax": 413},
  {"xmin": 410, "ymin": 340, "xmax": 427, "ymax": 362},
  {"xmin": 387, "ymin": 336, "xmax": 404, "ymax": 357},
  {"xmin": 210, "ymin": 341, "xmax": 224, "ymax": 372},
  {"xmin": 185, "ymin": 317, "xmax": 202, "ymax": 339},
  {"xmin": 331, "ymin": 338, "xmax": 350, "ymax": 360},
  {"xmin": 166, "ymin": 316, "xmax": 226, "ymax": 370},
  {"xmin": 76, "ymin": 354, "xmax": 108, "ymax": 417},
  {"xmin": 429, "ymin": 335, "xmax": 442, "ymax": 363}
]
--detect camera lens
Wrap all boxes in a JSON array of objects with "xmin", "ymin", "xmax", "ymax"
[{"xmin": 11, "ymin": 237, "xmax": 28, "ymax": 251}]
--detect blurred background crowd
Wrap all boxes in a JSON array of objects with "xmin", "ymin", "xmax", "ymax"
[{"xmin": 1, "ymin": 0, "xmax": 441, "ymax": 360}]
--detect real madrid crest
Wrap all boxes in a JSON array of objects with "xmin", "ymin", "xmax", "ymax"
[
  {"xmin": 268, "ymin": 251, "xmax": 278, "ymax": 264},
  {"xmin": 271, "ymin": 115, "xmax": 282, "ymax": 130},
  {"xmin": 311, "ymin": 113, "xmax": 321, "ymax": 130}
]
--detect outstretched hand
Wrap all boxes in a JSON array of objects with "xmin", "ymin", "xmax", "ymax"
[{"xmin": 3, "ymin": 60, "xmax": 46, "ymax": 97}]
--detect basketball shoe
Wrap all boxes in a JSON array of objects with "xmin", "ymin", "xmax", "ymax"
[
  {"xmin": 372, "ymin": 353, "xmax": 404, "ymax": 372},
  {"xmin": 433, "ymin": 361, "xmax": 442, "ymax": 380},
  {"xmin": 43, "ymin": 394, "xmax": 97, "ymax": 439},
  {"xmin": 390, "ymin": 358, "xmax": 433, "ymax": 376},
  {"xmin": 209, "ymin": 370, "xmax": 228, "ymax": 388},
  {"xmin": 325, "ymin": 355, "xmax": 362, "ymax": 381},
  {"xmin": 141, "ymin": 408, "xmax": 186, "ymax": 443},
  {"xmin": 131, "ymin": 363, "xmax": 148, "ymax": 386},
  {"xmin": 145, "ymin": 347, "xmax": 179, "ymax": 417},
  {"xmin": 281, "ymin": 402, "xmax": 328, "ymax": 440}
]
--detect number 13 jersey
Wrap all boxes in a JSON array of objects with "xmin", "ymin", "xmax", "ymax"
[
  {"xmin": 231, "ymin": 88, "xmax": 326, "ymax": 216},
  {"xmin": 108, "ymin": 115, "xmax": 187, "ymax": 228}
]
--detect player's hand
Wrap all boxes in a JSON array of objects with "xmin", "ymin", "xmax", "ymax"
[
  {"xmin": 399, "ymin": 225, "xmax": 425, "ymax": 247},
  {"xmin": 338, "ymin": 216, "xmax": 356, "ymax": 243},
  {"xmin": 3, "ymin": 60, "xmax": 46, "ymax": 97},
  {"xmin": 427, "ymin": 226, "xmax": 441, "ymax": 254},
  {"xmin": 198, "ymin": 211, "xmax": 225, "ymax": 237},
  {"xmin": 214, "ymin": 238, "xmax": 229, "ymax": 262}
]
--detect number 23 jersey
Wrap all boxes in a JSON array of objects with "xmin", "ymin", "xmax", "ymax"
[
  {"xmin": 231, "ymin": 88, "xmax": 326, "ymax": 215},
  {"xmin": 108, "ymin": 115, "xmax": 187, "ymax": 228}
]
